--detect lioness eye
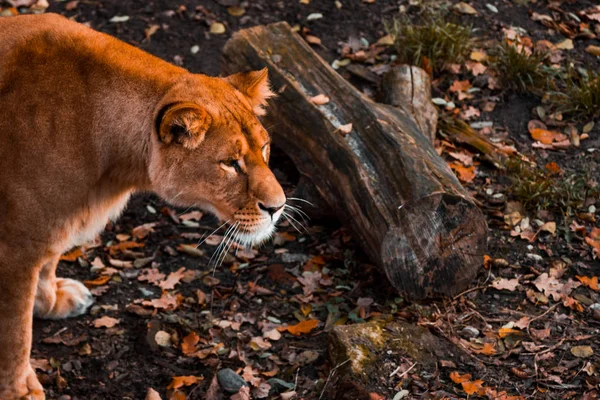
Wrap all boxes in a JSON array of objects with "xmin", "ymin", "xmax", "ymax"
[{"xmin": 221, "ymin": 159, "xmax": 242, "ymax": 174}]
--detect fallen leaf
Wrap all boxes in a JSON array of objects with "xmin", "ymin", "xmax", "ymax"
[
  {"xmin": 338, "ymin": 123, "xmax": 353, "ymax": 136},
  {"xmin": 462, "ymin": 380, "xmax": 484, "ymax": 395},
  {"xmin": 132, "ymin": 223, "xmax": 157, "ymax": 239},
  {"xmin": 555, "ymin": 39, "xmax": 573, "ymax": 50},
  {"xmin": 138, "ymin": 268, "xmax": 166, "ymax": 285},
  {"xmin": 305, "ymin": 35, "xmax": 322, "ymax": 45},
  {"xmin": 475, "ymin": 342, "xmax": 497, "ymax": 355},
  {"xmin": 449, "ymin": 80, "xmax": 472, "ymax": 93},
  {"xmin": 106, "ymin": 241, "xmax": 144, "ymax": 256},
  {"xmin": 492, "ymin": 278, "xmax": 519, "ymax": 291},
  {"xmin": 498, "ymin": 328, "xmax": 522, "ymax": 338},
  {"xmin": 310, "ymin": 94, "xmax": 330, "ymax": 105},
  {"xmin": 452, "ymin": 2, "xmax": 477, "ymax": 15},
  {"xmin": 585, "ymin": 45, "xmax": 600, "ymax": 56},
  {"xmin": 284, "ymin": 319, "xmax": 319, "ymax": 336},
  {"xmin": 83, "ymin": 275, "xmax": 111, "ymax": 287},
  {"xmin": 529, "ymin": 128, "xmax": 555, "ymax": 144},
  {"xmin": 93, "ymin": 316, "xmax": 120, "ymax": 328},
  {"xmin": 465, "ymin": 61, "xmax": 487, "ymax": 76},
  {"xmin": 142, "ymin": 292, "xmax": 181, "ymax": 310},
  {"xmin": 60, "ymin": 248, "xmax": 83, "ymax": 262},
  {"xmin": 449, "ymin": 162, "xmax": 476, "ymax": 183},
  {"xmin": 144, "ymin": 24, "xmax": 160, "ymax": 41},
  {"xmin": 470, "ymin": 51, "xmax": 488, "ymax": 62},
  {"xmin": 209, "ymin": 22, "xmax": 226, "ymax": 34},
  {"xmin": 450, "ymin": 371, "xmax": 472, "ymax": 384},
  {"xmin": 167, "ymin": 376, "xmax": 203, "ymax": 390},
  {"xmin": 159, "ymin": 267, "xmax": 186, "ymax": 290},
  {"xmin": 576, "ymin": 276, "xmax": 599, "ymax": 291},
  {"xmin": 182, "ymin": 332, "xmax": 200, "ymax": 355},
  {"xmin": 249, "ymin": 336, "xmax": 272, "ymax": 350},
  {"xmin": 227, "ymin": 6, "xmax": 245, "ymax": 16},
  {"xmin": 563, "ymin": 296, "xmax": 584, "ymax": 312},
  {"xmin": 545, "ymin": 162, "xmax": 561, "ymax": 174},
  {"xmin": 571, "ymin": 346, "xmax": 593, "ymax": 358}
]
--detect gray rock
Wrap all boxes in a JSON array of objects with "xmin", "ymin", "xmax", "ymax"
[
  {"xmin": 460, "ymin": 326, "xmax": 480, "ymax": 338},
  {"xmin": 217, "ymin": 368, "xmax": 248, "ymax": 394},
  {"xmin": 267, "ymin": 378, "xmax": 295, "ymax": 394}
]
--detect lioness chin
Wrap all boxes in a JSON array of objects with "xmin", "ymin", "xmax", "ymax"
[{"xmin": 0, "ymin": 13, "xmax": 285, "ymax": 399}]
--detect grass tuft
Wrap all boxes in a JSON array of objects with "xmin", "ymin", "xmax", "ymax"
[
  {"xmin": 386, "ymin": 15, "xmax": 472, "ymax": 75},
  {"xmin": 505, "ymin": 157, "xmax": 598, "ymax": 216},
  {"xmin": 491, "ymin": 42, "xmax": 552, "ymax": 93},
  {"xmin": 549, "ymin": 67, "xmax": 600, "ymax": 120}
]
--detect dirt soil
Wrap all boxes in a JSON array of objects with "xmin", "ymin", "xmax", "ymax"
[{"xmin": 1, "ymin": 0, "xmax": 599, "ymax": 399}]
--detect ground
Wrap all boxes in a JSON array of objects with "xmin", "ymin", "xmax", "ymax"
[{"xmin": 1, "ymin": 0, "xmax": 599, "ymax": 399}]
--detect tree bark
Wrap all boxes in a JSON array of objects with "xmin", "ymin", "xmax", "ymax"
[
  {"xmin": 382, "ymin": 65, "xmax": 438, "ymax": 143},
  {"xmin": 222, "ymin": 22, "xmax": 487, "ymax": 299}
]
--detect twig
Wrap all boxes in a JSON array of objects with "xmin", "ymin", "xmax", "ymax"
[
  {"xmin": 526, "ymin": 303, "xmax": 560, "ymax": 339},
  {"xmin": 390, "ymin": 362, "xmax": 417, "ymax": 378},
  {"xmin": 452, "ymin": 285, "xmax": 489, "ymax": 300},
  {"xmin": 319, "ymin": 359, "xmax": 351, "ymax": 400}
]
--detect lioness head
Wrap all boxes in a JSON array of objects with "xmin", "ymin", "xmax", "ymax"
[{"xmin": 148, "ymin": 69, "xmax": 286, "ymax": 247}]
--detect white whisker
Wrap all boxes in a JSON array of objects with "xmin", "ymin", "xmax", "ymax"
[
  {"xmin": 288, "ymin": 197, "xmax": 315, "ymax": 207},
  {"xmin": 284, "ymin": 204, "xmax": 310, "ymax": 223},
  {"xmin": 283, "ymin": 211, "xmax": 309, "ymax": 233},
  {"xmin": 282, "ymin": 212, "xmax": 303, "ymax": 234},
  {"xmin": 196, "ymin": 219, "xmax": 230, "ymax": 249}
]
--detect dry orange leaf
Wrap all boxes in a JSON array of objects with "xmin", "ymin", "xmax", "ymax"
[
  {"xmin": 498, "ymin": 327, "xmax": 522, "ymax": 338},
  {"xmin": 284, "ymin": 319, "xmax": 319, "ymax": 336},
  {"xmin": 60, "ymin": 248, "xmax": 83, "ymax": 262},
  {"xmin": 545, "ymin": 162, "xmax": 561, "ymax": 174},
  {"xmin": 450, "ymin": 371, "xmax": 472, "ymax": 384},
  {"xmin": 576, "ymin": 275, "xmax": 599, "ymax": 291},
  {"xmin": 181, "ymin": 332, "xmax": 200, "ymax": 355},
  {"xmin": 476, "ymin": 342, "xmax": 497, "ymax": 355},
  {"xmin": 462, "ymin": 379, "xmax": 484, "ymax": 395},
  {"xmin": 84, "ymin": 275, "xmax": 111, "ymax": 287},
  {"xmin": 529, "ymin": 128, "xmax": 555, "ymax": 144},
  {"xmin": 167, "ymin": 375, "xmax": 203, "ymax": 390},
  {"xmin": 449, "ymin": 79, "xmax": 472, "ymax": 93},
  {"xmin": 449, "ymin": 162, "xmax": 476, "ymax": 183},
  {"xmin": 106, "ymin": 241, "xmax": 144, "ymax": 256}
]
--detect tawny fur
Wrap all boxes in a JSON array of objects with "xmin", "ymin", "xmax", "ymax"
[{"xmin": 0, "ymin": 13, "xmax": 285, "ymax": 399}]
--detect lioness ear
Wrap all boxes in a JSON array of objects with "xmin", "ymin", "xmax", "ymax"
[
  {"xmin": 157, "ymin": 102, "xmax": 212, "ymax": 149},
  {"xmin": 225, "ymin": 68, "xmax": 274, "ymax": 116}
]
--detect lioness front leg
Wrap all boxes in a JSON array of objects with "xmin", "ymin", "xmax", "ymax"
[
  {"xmin": 34, "ymin": 255, "xmax": 94, "ymax": 320},
  {"xmin": 0, "ymin": 253, "xmax": 45, "ymax": 400}
]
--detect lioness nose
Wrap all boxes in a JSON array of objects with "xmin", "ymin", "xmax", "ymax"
[{"xmin": 258, "ymin": 202, "xmax": 284, "ymax": 216}]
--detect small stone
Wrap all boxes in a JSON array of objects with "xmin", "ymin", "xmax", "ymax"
[
  {"xmin": 217, "ymin": 368, "xmax": 248, "ymax": 394},
  {"xmin": 460, "ymin": 326, "xmax": 480, "ymax": 338},
  {"xmin": 267, "ymin": 378, "xmax": 295, "ymax": 394},
  {"xmin": 472, "ymin": 74, "xmax": 490, "ymax": 88}
]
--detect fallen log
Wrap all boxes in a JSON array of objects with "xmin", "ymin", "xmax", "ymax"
[{"xmin": 222, "ymin": 22, "xmax": 487, "ymax": 299}]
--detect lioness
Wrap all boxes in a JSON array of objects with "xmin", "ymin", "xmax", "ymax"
[{"xmin": 0, "ymin": 13, "xmax": 286, "ymax": 399}]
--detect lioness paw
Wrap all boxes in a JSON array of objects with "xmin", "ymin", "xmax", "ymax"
[
  {"xmin": 0, "ymin": 365, "xmax": 45, "ymax": 400},
  {"xmin": 35, "ymin": 278, "xmax": 94, "ymax": 320}
]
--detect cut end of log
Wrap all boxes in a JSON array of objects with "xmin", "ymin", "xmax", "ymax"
[{"xmin": 382, "ymin": 193, "xmax": 487, "ymax": 299}]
